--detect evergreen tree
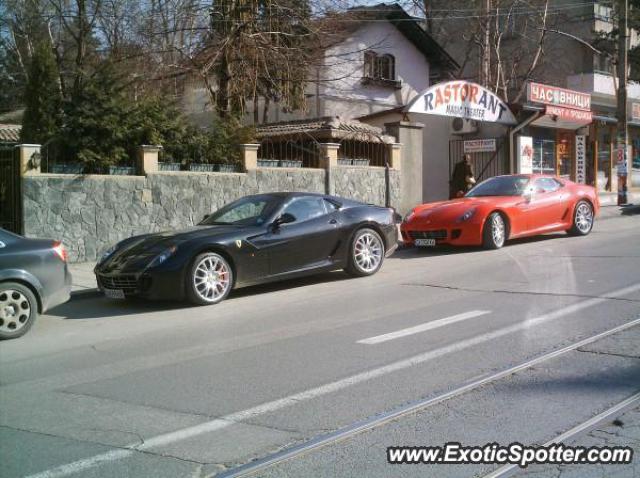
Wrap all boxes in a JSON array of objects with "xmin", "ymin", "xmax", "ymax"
[
  {"xmin": 59, "ymin": 63, "xmax": 134, "ymax": 169},
  {"xmin": 20, "ymin": 42, "xmax": 62, "ymax": 144}
]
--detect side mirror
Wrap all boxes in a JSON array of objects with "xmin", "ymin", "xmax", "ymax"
[
  {"xmin": 273, "ymin": 213, "xmax": 296, "ymax": 228},
  {"xmin": 202, "ymin": 214, "xmax": 210, "ymax": 221},
  {"xmin": 523, "ymin": 189, "xmax": 534, "ymax": 203}
]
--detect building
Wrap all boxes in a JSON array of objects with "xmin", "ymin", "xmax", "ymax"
[
  {"xmin": 425, "ymin": 0, "xmax": 640, "ymax": 196},
  {"xmin": 182, "ymin": 3, "xmax": 458, "ymax": 126}
]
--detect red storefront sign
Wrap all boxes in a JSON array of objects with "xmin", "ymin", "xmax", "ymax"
[
  {"xmin": 545, "ymin": 105, "xmax": 592, "ymax": 124},
  {"xmin": 528, "ymin": 82, "xmax": 591, "ymax": 111}
]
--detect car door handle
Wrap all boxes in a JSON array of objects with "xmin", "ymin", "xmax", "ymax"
[{"xmin": 329, "ymin": 219, "xmax": 338, "ymax": 224}]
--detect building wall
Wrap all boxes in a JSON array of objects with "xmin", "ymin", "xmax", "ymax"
[
  {"xmin": 23, "ymin": 168, "xmax": 400, "ymax": 262},
  {"xmin": 320, "ymin": 21, "xmax": 430, "ymax": 119}
]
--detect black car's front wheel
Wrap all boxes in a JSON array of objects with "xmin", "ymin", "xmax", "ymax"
[
  {"xmin": 345, "ymin": 228, "xmax": 385, "ymax": 277},
  {"xmin": 0, "ymin": 282, "xmax": 39, "ymax": 340},
  {"xmin": 186, "ymin": 252, "xmax": 234, "ymax": 305}
]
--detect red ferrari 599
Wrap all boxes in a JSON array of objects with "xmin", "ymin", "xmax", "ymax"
[{"xmin": 401, "ymin": 174, "xmax": 599, "ymax": 250}]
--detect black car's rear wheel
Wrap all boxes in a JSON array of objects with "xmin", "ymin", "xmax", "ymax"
[
  {"xmin": 482, "ymin": 212, "xmax": 507, "ymax": 249},
  {"xmin": 0, "ymin": 282, "xmax": 38, "ymax": 340},
  {"xmin": 567, "ymin": 200, "xmax": 594, "ymax": 236},
  {"xmin": 345, "ymin": 228, "xmax": 385, "ymax": 277},
  {"xmin": 186, "ymin": 253, "xmax": 233, "ymax": 305}
]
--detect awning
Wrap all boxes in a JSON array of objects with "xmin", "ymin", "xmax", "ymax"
[{"xmin": 523, "ymin": 104, "xmax": 592, "ymax": 130}]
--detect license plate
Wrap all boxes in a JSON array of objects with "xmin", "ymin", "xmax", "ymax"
[
  {"xmin": 104, "ymin": 289, "xmax": 125, "ymax": 299},
  {"xmin": 415, "ymin": 238, "xmax": 436, "ymax": 247}
]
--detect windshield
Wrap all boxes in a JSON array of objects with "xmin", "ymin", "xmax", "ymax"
[
  {"xmin": 200, "ymin": 194, "xmax": 284, "ymax": 227},
  {"xmin": 466, "ymin": 176, "xmax": 530, "ymax": 197}
]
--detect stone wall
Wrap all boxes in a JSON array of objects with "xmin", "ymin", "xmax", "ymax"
[
  {"xmin": 332, "ymin": 166, "xmax": 400, "ymax": 207},
  {"xmin": 23, "ymin": 167, "xmax": 399, "ymax": 262}
]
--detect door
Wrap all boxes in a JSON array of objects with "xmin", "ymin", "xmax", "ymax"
[
  {"xmin": 527, "ymin": 178, "xmax": 569, "ymax": 230},
  {"xmin": 257, "ymin": 197, "xmax": 340, "ymax": 276},
  {"xmin": 556, "ymin": 132, "xmax": 573, "ymax": 180},
  {"xmin": 0, "ymin": 146, "xmax": 21, "ymax": 234}
]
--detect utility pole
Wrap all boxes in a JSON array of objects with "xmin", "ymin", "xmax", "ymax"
[{"xmin": 617, "ymin": 0, "xmax": 629, "ymax": 204}]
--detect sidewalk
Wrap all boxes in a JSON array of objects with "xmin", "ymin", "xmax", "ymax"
[
  {"xmin": 69, "ymin": 262, "xmax": 99, "ymax": 298},
  {"xmin": 598, "ymin": 190, "xmax": 640, "ymax": 206}
]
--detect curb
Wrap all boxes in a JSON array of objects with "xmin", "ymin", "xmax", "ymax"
[
  {"xmin": 598, "ymin": 204, "xmax": 640, "ymax": 221},
  {"xmin": 70, "ymin": 288, "xmax": 102, "ymax": 301}
]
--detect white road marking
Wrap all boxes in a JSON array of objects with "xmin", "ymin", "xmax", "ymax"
[
  {"xmin": 218, "ymin": 317, "xmax": 640, "ymax": 478},
  {"xmin": 357, "ymin": 310, "xmax": 491, "ymax": 344},
  {"xmin": 26, "ymin": 282, "xmax": 640, "ymax": 478}
]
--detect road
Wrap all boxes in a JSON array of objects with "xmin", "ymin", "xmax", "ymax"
[{"xmin": 1, "ymin": 210, "xmax": 639, "ymax": 478}]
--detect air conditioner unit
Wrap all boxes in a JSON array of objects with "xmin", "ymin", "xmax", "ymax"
[{"xmin": 451, "ymin": 118, "xmax": 479, "ymax": 135}]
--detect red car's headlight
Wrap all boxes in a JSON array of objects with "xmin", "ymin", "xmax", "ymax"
[
  {"xmin": 457, "ymin": 208, "xmax": 477, "ymax": 222},
  {"xmin": 403, "ymin": 210, "xmax": 416, "ymax": 223}
]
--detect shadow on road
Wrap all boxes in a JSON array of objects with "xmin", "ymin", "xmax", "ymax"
[
  {"xmin": 51, "ymin": 271, "xmax": 352, "ymax": 320},
  {"xmin": 229, "ymin": 270, "xmax": 351, "ymax": 299},
  {"xmin": 500, "ymin": 362, "xmax": 640, "ymax": 396},
  {"xmin": 49, "ymin": 296, "xmax": 189, "ymax": 320},
  {"xmin": 394, "ymin": 233, "xmax": 568, "ymax": 258},
  {"xmin": 621, "ymin": 204, "xmax": 640, "ymax": 216}
]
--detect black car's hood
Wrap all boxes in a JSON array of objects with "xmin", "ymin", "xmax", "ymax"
[{"xmin": 98, "ymin": 225, "xmax": 244, "ymax": 272}]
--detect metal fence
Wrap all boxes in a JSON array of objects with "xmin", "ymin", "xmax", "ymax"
[
  {"xmin": 338, "ymin": 139, "xmax": 388, "ymax": 167},
  {"xmin": 257, "ymin": 137, "xmax": 321, "ymax": 168},
  {"xmin": 41, "ymin": 143, "xmax": 137, "ymax": 175},
  {"xmin": 0, "ymin": 146, "xmax": 21, "ymax": 233},
  {"xmin": 448, "ymin": 138, "xmax": 507, "ymax": 184}
]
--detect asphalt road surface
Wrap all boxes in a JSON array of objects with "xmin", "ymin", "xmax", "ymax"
[{"xmin": 1, "ymin": 211, "xmax": 639, "ymax": 478}]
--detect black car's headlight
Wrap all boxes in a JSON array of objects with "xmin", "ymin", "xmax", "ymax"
[
  {"xmin": 457, "ymin": 208, "xmax": 477, "ymax": 222},
  {"xmin": 99, "ymin": 244, "xmax": 119, "ymax": 264},
  {"xmin": 148, "ymin": 245, "xmax": 177, "ymax": 268}
]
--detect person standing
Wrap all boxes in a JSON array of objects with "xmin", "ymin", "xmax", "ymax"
[{"xmin": 449, "ymin": 154, "xmax": 476, "ymax": 198}]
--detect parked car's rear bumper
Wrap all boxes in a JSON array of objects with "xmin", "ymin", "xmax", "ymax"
[{"xmin": 42, "ymin": 263, "xmax": 72, "ymax": 312}]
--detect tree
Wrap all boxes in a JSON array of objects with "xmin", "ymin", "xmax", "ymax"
[
  {"xmin": 58, "ymin": 63, "xmax": 134, "ymax": 169},
  {"xmin": 20, "ymin": 41, "xmax": 62, "ymax": 144},
  {"xmin": 418, "ymin": 0, "xmax": 557, "ymax": 102}
]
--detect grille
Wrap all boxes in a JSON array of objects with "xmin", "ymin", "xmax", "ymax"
[
  {"xmin": 99, "ymin": 274, "xmax": 138, "ymax": 292},
  {"xmin": 409, "ymin": 230, "xmax": 447, "ymax": 240}
]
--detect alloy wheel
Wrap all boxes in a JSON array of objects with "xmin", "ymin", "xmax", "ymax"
[
  {"xmin": 491, "ymin": 214, "xmax": 505, "ymax": 248},
  {"xmin": 354, "ymin": 231, "xmax": 383, "ymax": 273},
  {"xmin": 575, "ymin": 202, "xmax": 593, "ymax": 234},
  {"xmin": 0, "ymin": 290, "xmax": 31, "ymax": 334},
  {"xmin": 192, "ymin": 255, "xmax": 231, "ymax": 303}
]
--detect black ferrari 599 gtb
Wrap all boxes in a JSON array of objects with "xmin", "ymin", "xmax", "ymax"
[{"xmin": 95, "ymin": 192, "xmax": 399, "ymax": 305}]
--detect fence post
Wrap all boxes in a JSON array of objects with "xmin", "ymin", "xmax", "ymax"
[
  {"xmin": 318, "ymin": 143, "xmax": 340, "ymax": 169},
  {"xmin": 240, "ymin": 144, "xmax": 260, "ymax": 171},
  {"xmin": 138, "ymin": 145, "xmax": 161, "ymax": 175},
  {"xmin": 388, "ymin": 143, "xmax": 402, "ymax": 170},
  {"xmin": 16, "ymin": 144, "xmax": 41, "ymax": 175},
  {"xmin": 318, "ymin": 143, "xmax": 340, "ymax": 195}
]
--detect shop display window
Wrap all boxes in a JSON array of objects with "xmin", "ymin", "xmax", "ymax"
[{"xmin": 532, "ymin": 139, "xmax": 556, "ymax": 174}]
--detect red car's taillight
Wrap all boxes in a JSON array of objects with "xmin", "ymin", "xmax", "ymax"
[{"xmin": 53, "ymin": 241, "xmax": 68, "ymax": 262}]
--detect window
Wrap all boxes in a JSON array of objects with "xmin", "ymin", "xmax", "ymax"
[
  {"xmin": 281, "ymin": 197, "xmax": 327, "ymax": 223},
  {"xmin": 324, "ymin": 199, "xmax": 340, "ymax": 212},
  {"xmin": 377, "ymin": 54, "xmax": 395, "ymax": 81},
  {"xmin": 466, "ymin": 176, "xmax": 531, "ymax": 197},
  {"xmin": 202, "ymin": 194, "xmax": 283, "ymax": 226},
  {"xmin": 363, "ymin": 51, "xmax": 399, "ymax": 87},
  {"xmin": 534, "ymin": 178, "xmax": 561, "ymax": 193},
  {"xmin": 364, "ymin": 51, "xmax": 377, "ymax": 79}
]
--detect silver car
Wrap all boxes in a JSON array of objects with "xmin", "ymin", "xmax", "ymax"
[{"xmin": 0, "ymin": 228, "xmax": 72, "ymax": 339}]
